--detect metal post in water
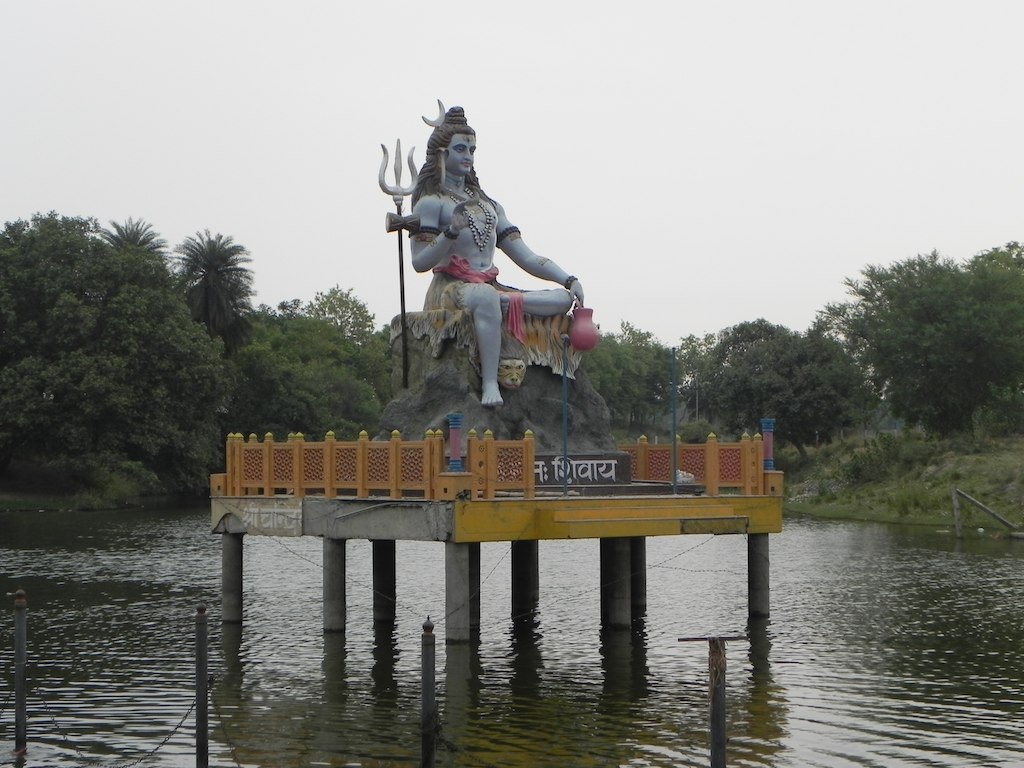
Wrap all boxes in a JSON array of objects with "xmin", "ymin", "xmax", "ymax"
[
  {"xmin": 678, "ymin": 634, "xmax": 746, "ymax": 768},
  {"xmin": 709, "ymin": 637, "xmax": 726, "ymax": 768},
  {"xmin": 14, "ymin": 589, "xmax": 27, "ymax": 756},
  {"xmin": 421, "ymin": 617, "xmax": 436, "ymax": 767},
  {"xmin": 196, "ymin": 604, "xmax": 209, "ymax": 768}
]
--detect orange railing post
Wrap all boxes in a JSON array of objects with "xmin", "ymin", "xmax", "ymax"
[
  {"xmin": 704, "ymin": 433, "xmax": 720, "ymax": 495},
  {"xmin": 466, "ymin": 429, "xmax": 484, "ymax": 499},
  {"xmin": 739, "ymin": 432, "xmax": 752, "ymax": 496},
  {"xmin": 636, "ymin": 435, "xmax": 650, "ymax": 481},
  {"xmin": 289, "ymin": 432, "xmax": 305, "ymax": 498},
  {"xmin": 261, "ymin": 433, "xmax": 274, "ymax": 496},
  {"xmin": 323, "ymin": 431, "xmax": 336, "ymax": 497},
  {"xmin": 749, "ymin": 433, "xmax": 764, "ymax": 494},
  {"xmin": 523, "ymin": 430, "xmax": 536, "ymax": 499},
  {"xmin": 356, "ymin": 430, "xmax": 370, "ymax": 497}
]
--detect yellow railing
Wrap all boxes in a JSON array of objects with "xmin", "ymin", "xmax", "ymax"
[
  {"xmin": 208, "ymin": 429, "xmax": 782, "ymax": 502},
  {"xmin": 620, "ymin": 433, "xmax": 782, "ymax": 496},
  {"xmin": 210, "ymin": 428, "xmax": 535, "ymax": 501}
]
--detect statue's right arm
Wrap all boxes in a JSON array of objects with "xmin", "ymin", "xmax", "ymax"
[{"xmin": 410, "ymin": 197, "xmax": 451, "ymax": 273}]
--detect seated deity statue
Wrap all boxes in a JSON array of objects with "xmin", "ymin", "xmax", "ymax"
[{"xmin": 410, "ymin": 106, "xmax": 584, "ymax": 408}]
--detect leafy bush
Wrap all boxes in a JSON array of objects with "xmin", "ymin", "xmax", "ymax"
[{"xmin": 678, "ymin": 420, "xmax": 715, "ymax": 444}]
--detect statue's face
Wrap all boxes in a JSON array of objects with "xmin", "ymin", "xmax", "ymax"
[
  {"xmin": 497, "ymin": 358, "xmax": 526, "ymax": 389},
  {"xmin": 445, "ymin": 133, "xmax": 476, "ymax": 179}
]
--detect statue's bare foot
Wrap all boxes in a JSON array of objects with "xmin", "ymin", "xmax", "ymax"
[{"xmin": 481, "ymin": 381, "xmax": 504, "ymax": 408}]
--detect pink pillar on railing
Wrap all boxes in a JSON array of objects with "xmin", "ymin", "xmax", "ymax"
[
  {"xmin": 759, "ymin": 418, "xmax": 776, "ymax": 470},
  {"xmin": 447, "ymin": 412, "xmax": 464, "ymax": 471}
]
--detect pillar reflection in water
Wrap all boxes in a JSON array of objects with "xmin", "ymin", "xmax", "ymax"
[
  {"xmin": 442, "ymin": 640, "xmax": 483, "ymax": 752},
  {"xmin": 371, "ymin": 620, "xmax": 399, "ymax": 705},
  {"xmin": 741, "ymin": 616, "xmax": 787, "ymax": 763},
  {"xmin": 322, "ymin": 631, "xmax": 348, "ymax": 707},
  {"xmin": 599, "ymin": 624, "xmax": 649, "ymax": 702},
  {"xmin": 509, "ymin": 614, "xmax": 544, "ymax": 702}
]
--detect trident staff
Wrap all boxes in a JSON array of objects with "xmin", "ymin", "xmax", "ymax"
[{"xmin": 379, "ymin": 137, "xmax": 420, "ymax": 388}]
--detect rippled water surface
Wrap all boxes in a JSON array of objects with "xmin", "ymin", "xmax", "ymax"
[{"xmin": 2, "ymin": 507, "xmax": 1023, "ymax": 766}]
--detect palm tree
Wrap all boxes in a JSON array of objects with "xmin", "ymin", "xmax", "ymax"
[
  {"xmin": 174, "ymin": 230, "xmax": 254, "ymax": 354},
  {"xmin": 101, "ymin": 218, "xmax": 167, "ymax": 254}
]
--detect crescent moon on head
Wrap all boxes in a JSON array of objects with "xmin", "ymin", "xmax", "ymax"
[{"xmin": 422, "ymin": 99, "xmax": 446, "ymax": 127}]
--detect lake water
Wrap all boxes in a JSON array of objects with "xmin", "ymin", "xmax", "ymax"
[{"xmin": 1, "ymin": 506, "xmax": 1023, "ymax": 767}]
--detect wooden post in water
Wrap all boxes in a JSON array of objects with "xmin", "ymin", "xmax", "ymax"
[
  {"xmin": 421, "ymin": 617, "xmax": 436, "ymax": 767},
  {"xmin": 679, "ymin": 634, "xmax": 746, "ymax": 768},
  {"xmin": 709, "ymin": 637, "xmax": 727, "ymax": 768},
  {"xmin": 13, "ymin": 589, "xmax": 28, "ymax": 756},
  {"xmin": 196, "ymin": 605, "xmax": 209, "ymax": 768}
]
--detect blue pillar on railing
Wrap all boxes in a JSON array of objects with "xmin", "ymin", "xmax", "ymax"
[
  {"xmin": 447, "ymin": 412, "xmax": 464, "ymax": 471},
  {"xmin": 759, "ymin": 418, "xmax": 775, "ymax": 470}
]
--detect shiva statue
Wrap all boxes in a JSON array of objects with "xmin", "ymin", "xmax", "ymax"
[{"xmin": 410, "ymin": 106, "xmax": 584, "ymax": 407}]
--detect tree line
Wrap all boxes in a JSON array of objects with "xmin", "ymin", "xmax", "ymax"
[{"xmin": 2, "ymin": 212, "xmax": 1021, "ymax": 500}]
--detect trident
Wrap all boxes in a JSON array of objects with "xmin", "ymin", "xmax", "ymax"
[{"xmin": 379, "ymin": 138, "xmax": 420, "ymax": 389}]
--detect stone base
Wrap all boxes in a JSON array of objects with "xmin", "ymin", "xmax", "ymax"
[{"xmin": 379, "ymin": 312, "xmax": 616, "ymax": 454}]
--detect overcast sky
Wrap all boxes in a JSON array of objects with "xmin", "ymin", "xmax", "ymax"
[{"xmin": 3, "ymin": 1, "xmax": 1021, "ymax": 344}]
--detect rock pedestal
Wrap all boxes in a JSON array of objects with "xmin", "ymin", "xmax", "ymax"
[{"xmin": 378, "ymin": 311, "xmax": 616, "ymax": 453}]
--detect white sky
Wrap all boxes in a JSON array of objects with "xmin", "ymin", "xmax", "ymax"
[{"xmin": 3, "ymin": 1, "xmax": 1022, "ymax": 344}]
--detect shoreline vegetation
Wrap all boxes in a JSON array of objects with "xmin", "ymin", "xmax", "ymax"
[
  {"xmin": 4, "ymin": 434, "xmax": 1023, "ymax": 532},
  {"xmin": 781, "ymin": 432, "xmax": 1024, "ymax": 530}
]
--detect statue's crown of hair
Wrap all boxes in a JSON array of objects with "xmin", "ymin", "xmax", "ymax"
[{"xmin": 444, "ymin": 106, "xmax": 469, "ymax": 129}]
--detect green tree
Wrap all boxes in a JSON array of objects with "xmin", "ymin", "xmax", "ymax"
[
  {"xmin": 224, "ymin": 307, "xmax": 385, "ymax": 438},
  {"xmin": 174, "ymin": 229, "xmax": 254, "ymax": 354},
  {"xmin": 585, "ymin": 322, "xmax": 672, "ymax": 434},
  {"xmin": 830, "ymin": 246, "xmax": 1024, "ymax": 435},
  {"xmin": 0, "ymin": 213, "xmax": 229, "ymax": 490},
  {"xmin": 675, "ymin": 332, "xmax": 717, "ymax": 424},
  {"xmin": 101, "ymin": 217, "xmax": 167, "ymax": 255},
  {"xmin": 702, "ymin": 319, "xmax": 862, "ymax": 455},
  {"xmin": 305, "ymin": 285, "xmax": 378, "ymax": 345}
]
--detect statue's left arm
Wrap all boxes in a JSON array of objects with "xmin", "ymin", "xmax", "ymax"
[{"xmin": 495, "ymin": 203, "xmax": 585, "ymax": 304}]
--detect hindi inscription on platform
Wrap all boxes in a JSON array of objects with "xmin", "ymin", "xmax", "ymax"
[{"xmin": 533, "ymin": 453, "xmax": 630, "ymax": 486}]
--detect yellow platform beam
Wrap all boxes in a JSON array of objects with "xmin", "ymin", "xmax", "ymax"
[{"xmin": 452, "ymin": 494, "xmax": 782, "ymax": 543}]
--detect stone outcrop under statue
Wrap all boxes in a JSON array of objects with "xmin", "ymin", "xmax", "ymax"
[{"xmin": 378, "ymin": 310, "xmax": 616, "ymax": 454}]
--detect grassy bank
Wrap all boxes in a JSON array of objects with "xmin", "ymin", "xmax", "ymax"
[
  {"xmin": 781, "ymin": 432, "xmax": 1024, "ymax": 528},
  {"xmin": 0, "ymin": 460, "xmax": 81, "ymax": 511}
]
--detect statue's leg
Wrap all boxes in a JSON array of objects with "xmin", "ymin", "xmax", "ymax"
[
  {"xmin": 520, "ymin": 289, "xmax": 574, "ymax": 316},
  {"xmin": 463, "ymin": 284, "xmax": 504, "ymax": 407}
]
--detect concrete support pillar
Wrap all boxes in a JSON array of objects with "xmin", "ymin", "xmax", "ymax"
[
  {"xmin": 445, "ymin": 541, "xmax": 480, "ymax": 643},
  {"xmin": 323, "ymin": 538, "xmax": 347, "ymax": 633},
  {"xmin": 600, "ymin": 537, "xmax": 632, "ymax": 629},
  {"xmin": 629, "ymin": 536, "xmax": 647, "ymax": 621},
  {"xmin": 221, "ymin": 533, "xmax": 244, "ymax": 624},
  {"xmin": 469, "ymin": 542, "xmax": 481, "ymax": 632},
  {"xmin": 511, "ymin": 540, "xmax": 539, "ymax": 619},
  {"xmin": 748, "ymin": 533, "xmax": 770, "ymax": 619},
  {"xmin": 372, "ymin": 540, "xmax": 397, "ymax": 623}
]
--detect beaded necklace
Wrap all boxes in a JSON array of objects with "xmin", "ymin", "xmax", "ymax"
[{"xmin": 445, "ymin": 187, "xmax": 494, "ymax": 251}]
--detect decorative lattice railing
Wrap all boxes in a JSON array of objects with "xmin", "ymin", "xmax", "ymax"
[
  {"xmin": 619, "ymin": 433, "xmax": 768, "ymax": 495},
  {"xmin": 210, "ymin": 429, "xmax": 534, "ymax": 500}
]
